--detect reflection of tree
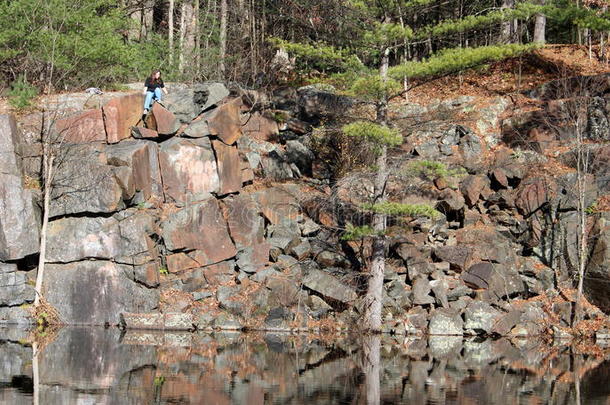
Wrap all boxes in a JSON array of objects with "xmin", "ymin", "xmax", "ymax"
[
  {"xmin": 30, "ymin": 326, "xmax": 62, "ymax": 405},
  {"xmin": 33, "ymin": 341, "xmax": 39, "ymax": 405},
  {"xmin": 360, "ymin": 335, "xmax": 381, "ymax": 405}
]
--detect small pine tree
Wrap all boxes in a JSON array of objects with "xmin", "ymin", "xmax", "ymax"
[
  {"xmin": 275, "ymin": 0, "xmax": 540, "ymax": 332},
  {"xmin": 8, "ymin": 75, "xmax": 38, "ymax": 110}
]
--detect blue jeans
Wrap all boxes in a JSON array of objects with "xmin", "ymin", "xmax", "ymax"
[{"xmin": 144, "ymin": 88, "xmax": 162, "ymax": 110}]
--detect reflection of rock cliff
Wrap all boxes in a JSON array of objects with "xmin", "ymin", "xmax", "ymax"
[
  {"xmin": 1, "ymin": 78, "xmax": 610, "ymax": 336},
  {"xmin": 1, "ymin": 328, "xmax": 608, "ymax": 404}
]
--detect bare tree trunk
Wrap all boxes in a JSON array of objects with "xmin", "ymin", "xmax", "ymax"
[
  {"xmin": 35, "ymin": 153, "xmax": 53, "ymax": 307},
  {"xmin": 574, "ymin": 115, "xmax": 589, "ymax": 325},
  {"xmin": 575, "ymin": 375, "xmax": 582, "ymax": 405},
  {"xmin": 142, "ymin": 0, "xmax": 155, "ymax": 40},
  {"xmin": 178, "ymin": 1, "xmax": 196, "ymax": 79},
  {"xmin": 260, "ymin": 0, "xmax": 265, "ymax": 72},
  {"xmin": 501, "ymin": 0, "xmax": 516, "ymax": 42},
  {"xmin": 379, "ymin": 47, "xmax": 390, "ymax": 80},
  {"xmin": 364, "ymin": 155, "xmax": 387, "ymax": 332},
  {"xmin": 363, "ymin": 47, "xmax": 390, "ymax": 332},
  {"xmin": 249, "ymin": 0, "xmax": 255, "ymax": 54},
  {"xmin": 194, "ymin": 0, "xmax": 200, "ymax": 78},
  {"xmin": 533, "ymin": 0, "xmax": 546, "ymax": 43},
  {"xmin": 604, "ymin": 32, "xmax": 610, "ymax": 64},
  {"xmin": 219, "ymin": 0, "xmax": 228, "ymax": 79},
  {"xmin": 178, "ymin": 1, "xmax": 186, "ymax": 73},
  {"xmin": 577, "ymin": 0, "xmax": 583, "ymax": 45},
  {"xmin": 250, "ymin": 0, "xmax": 257, "ymax": 79},
  {"xmin": 169, "ymin": 0, "xmax": 174, "ymax": 66},
  {"xmin": 587, "ymin": 29, "xmax": 593, "ymax": 60},
  {"xmin": 600, "ymin": 7, "xmax": 607, "ymax": 63},
  {"xmin": 125, "ymin": 0, "xmax": 142, "ymax": 41},
  {"xmin": 200, "ymin": 0, "xmax": 216, "ymax": 78}
]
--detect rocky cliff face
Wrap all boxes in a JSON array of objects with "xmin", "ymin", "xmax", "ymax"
[{"xmin": 1, "ymin": 77, "xmax": 610, "ymax": 337}]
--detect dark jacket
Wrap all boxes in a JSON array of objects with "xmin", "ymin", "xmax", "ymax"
[{"xmin": 144, "ymin": 77, "xmax": 165, "ymax": 92}]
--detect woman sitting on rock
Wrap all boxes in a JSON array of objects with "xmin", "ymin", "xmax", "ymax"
[{"xmin": 143, "ymin": 69, "xmax": 168, "ymax": 116}]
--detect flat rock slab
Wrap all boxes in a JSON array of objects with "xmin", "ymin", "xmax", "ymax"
[
  {"xmin": 510, "ymin": 305, "xmax": 546, "ymax": 336},
  {"xmin": 428, "ymin": 308, "xmax": 464, "ymax": 336},
  {"xmin": 183, "ymin": 118, "xmax": 210, "ymax": 138},
  {"xmin": 585, "ymin": 213, "xmax": 610, "ymax": 312},
  {"xmin": 46, "ymin": 210, "xmax": 156, "ymax": 264},
  {"xmin": 103, "ymin": 93, "xmax": 143, "ymax": 143},
  {"xmin": 106, "ymin": 140, "xmax": 163, "ymax": 201},
  {"xmin": 455, "ymin": 225, "xmax": 517, "ymax": 265},
  {"xmin": 54, "ymin": 109, "xmax": 107, "ymax": 143},
  {"xmin": 150, "ymin": 102, "xmax": 180, "ymax": 135},
  {"xmin": 166, "ymin": 82, "xmax": 230, "ymax": 124},
  {"xmin": 433, "ymin": 246, "xmax": 471, "ymax": 271},
  {"xmin": 166, "ymin": 252, "xmax": 201, "ymax": 273},
  {"xmin": 161, "ymin": 198, "xmax": 237, "ymax": 263},
  {"xmin": 412, "ymin": 277, "xmax": 435, "ymax": 305},
  {"xmin": 235, "ymin": 244, "xmax": 270, "ymax": 273},
  {"xmin": 0, "ymin": 174, "xmax": 40, "ymax": 260},
  {"xmin": 0, "ymin": 115, "xmax": 40, "ymax": 260},
  {"xmin": 461, "ymin": 262, "xmax": 524, "ymax": 300},
  {"xmin": 134, "ymin": 262, "xmax": 160, "ymax": 288},
  {"xmin": 131, "ymin": 126, "xmax": 160, "ymax": 139},
  {"xmin": 47, "ymin": 216, "xmax": 120, "ymax": 263},
  {"xmin": 202, "ymin": 260, "xmax": 236, "ymax": 286},
  {"xmin": 405, "ymin": 307, "xmax": 428, "ymax": 334},
  {"xmin": 43, "ymin": 261, "xmax": 159, "ymax": 326},
  {"xmin": 223, "ymin": 194, "xmax": 265, "ymax": 249},
  {"xmin": 49, "ymin": 144, "xmax": 125, "ymax": 217},
  {"xmin": 241, "ymin": 112, "xmax": 279, "ymax": 142},
  {"xmin": 0, "ymin": 263, "xmax": 35, "ymax": 306},
  {"xmin": 491, "ymin": 309, "xmax": 523, "ymax": 336},
  {"xmin": 460, "ymin": 175, "xmax": 490, "ymax": 206},
  {"xmin": 120, "ymin": 313, "xmax": 194, "ymax": 331},
  {"xmin": 463, "ymin": 301, "xmax": 501, "ymax": 335},
  {"xmin": 0, "ymin": 115, "xmax": 24, "ymax": 173},
  {"xmin": 204, "ymin": 98, "xmax": 243, "ymax": 145},
  {"xmin": 41, "ymin": 91, "xmax": 133, "ymax": 112},
  {"xmin": 253, "ymin": 186, "xmax": 300, "ymax": 225},
  {"xmin": 159, "ymin": 137, "xmax": 219, "ymax": 203},
  {"xmin": 516, "ymin": 177, "xmax": 556, "ymax": 216},
  {"xmin": 302, "ymin": 269, "xmax": 357, "ymax": 304},
  {"xmin": 211, "ymin": 139, "xmax": 242, "ymax": 195}
]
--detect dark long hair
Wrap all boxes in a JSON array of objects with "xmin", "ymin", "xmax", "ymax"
[{"xmin": 149, "ymin": 69, "xmax": 162, "ymax": 84}]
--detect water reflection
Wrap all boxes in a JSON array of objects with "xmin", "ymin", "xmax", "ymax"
[{"xmin": 0, "ymin": 327, "xmax": 609, "ymax": 404}]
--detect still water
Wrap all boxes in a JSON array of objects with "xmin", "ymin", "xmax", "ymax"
[{"xmin": 0, "ymin": 327, "xmax": 609, "ymax": 404}]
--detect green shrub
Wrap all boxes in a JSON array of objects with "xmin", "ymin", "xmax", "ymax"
[
  {"xmin": 362, "ymin": 201, "xmax": 442, "ymax": 219},
  {"xmin": 349, "ymin": 74, "xmax": 402, "ymax": 101},
  {"xmin": 8, "ymin": 76, "xmax": 38, "ymax": 110},
  {"xmin": 342, "ymin": 121, "xmax": 403, "ymax": 147},
  {"xmin": 405, "ymin": 160, "xmax": 466, "ymax": 180},
  {"xmin": 585, "ymin": 202, "xmax": 597, "ymax": 215},
  {"xmin": 341, "ymin": 224, "xmax": 380, "ymax": 241},
  {"xmin": 270, "ymin": 110, "xmax": 290, "ymax": 124}
]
